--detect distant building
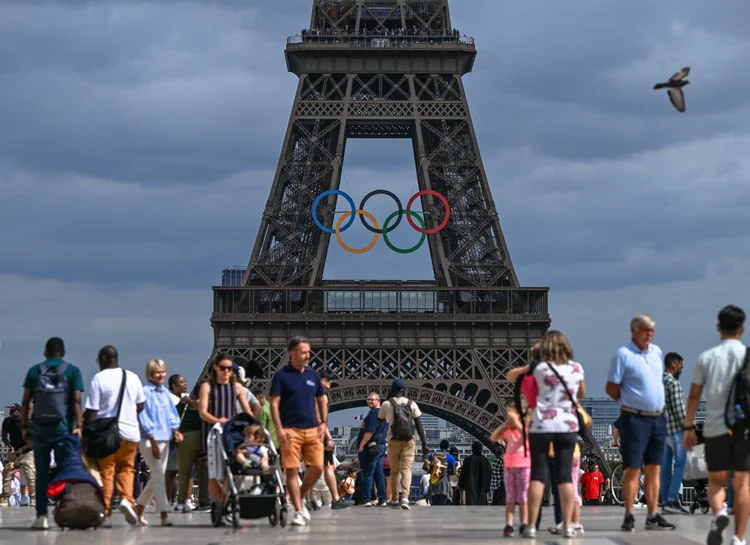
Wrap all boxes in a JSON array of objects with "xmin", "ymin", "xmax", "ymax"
[
  {"xmin": 580, "ymin": 397, "xmax": 621, "ymax": 425},
  {"xmin": 221, "ymin": 266, "xmax": 246, "ymax": 287},
  {"xmin": 420, "ymin": 415, "xmax": 441, "ymax": 429},
  {"xmin": 591, "ymin": 422, "xmax": 612, "ymax": 445}
]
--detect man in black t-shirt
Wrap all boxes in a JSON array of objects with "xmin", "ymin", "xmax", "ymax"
[{"xmin": 1, "ymin": 404, "xmax": 35, "ymax": 505}]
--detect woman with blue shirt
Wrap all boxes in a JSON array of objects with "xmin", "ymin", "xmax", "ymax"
[{"xmin": 135, "ymin": 359, "xmax": 183, "ymax": 526}]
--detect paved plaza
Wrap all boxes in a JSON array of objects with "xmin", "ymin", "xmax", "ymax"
[{"xmin": 0, "ymin": 505, "xmax": 740, "ymax": 545}]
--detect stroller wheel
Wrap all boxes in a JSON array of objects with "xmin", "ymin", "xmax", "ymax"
[
  {"xmin": 269, "ymin": 501, "xmax": 279, "ymax": 527},
  {"xmin": 231, "ymin": 495, "xmax": 240, "ymax": 529},
  {"xmin": 690, "ymin": 503, "xmax": 697, "ymax": 514},
  {"xmin": 701, "ymin": 505, "xmax": 710, "ymax": 514},
  {"xmin": 279, "ymin": 505, "xmax": 288, "ymax": 528},
  {"xmin": 210, "ymin": 498, "xmax": 224, "ymax": 527}
]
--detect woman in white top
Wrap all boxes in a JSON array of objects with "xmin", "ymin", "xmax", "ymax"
[{"xmin": 507, "ymin": 331, "xmax": 586, "ymax": 539}]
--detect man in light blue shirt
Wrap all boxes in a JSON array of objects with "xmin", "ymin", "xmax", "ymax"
[{"xmin": 606, "ymin": 314, "xmax": 674, "ymax": 532}]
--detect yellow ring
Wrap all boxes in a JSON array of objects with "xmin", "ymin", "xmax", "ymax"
[{"xmin": 336, "ymin": 210, "xmax": 379, "ymax": 254}]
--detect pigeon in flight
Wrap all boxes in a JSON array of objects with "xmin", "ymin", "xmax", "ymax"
[{"xmin": 654, "ymin": 67, "xmax": 690, "ymax": 112}]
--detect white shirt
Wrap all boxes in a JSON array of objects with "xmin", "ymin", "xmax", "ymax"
[
  {"xmin": 691, "ymin": 339, "xmax": 748, "ymax": 438},
  {"xmin": 85, "ymin": 368, "xmax": 146, "ymax": 443},
  {"xmin": 529, "ymin": 360, "xmax": 585, "ymax": 434}
]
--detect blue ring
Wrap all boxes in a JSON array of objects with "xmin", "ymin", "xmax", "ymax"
[{"xmin": 311, "ymin": 190, "xmax": 356, "ymax": 234}]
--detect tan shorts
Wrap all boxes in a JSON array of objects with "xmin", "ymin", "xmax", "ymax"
[{"xmin": 281, "ymin": 428, "xmax": 324, "ymax": 470}]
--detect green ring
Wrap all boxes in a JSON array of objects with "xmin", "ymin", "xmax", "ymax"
[{"xmin": 382, "ymin": 210, "xmax": 427, "ymax": 254}]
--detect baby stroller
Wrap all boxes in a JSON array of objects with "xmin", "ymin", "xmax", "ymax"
[
  {"xmin": 685, "ymin": 424, "xmax": 709, "ymax": 514},
  {"xmin": 206, "ymin": 413, "xmax": 288, "ymax": 528}
]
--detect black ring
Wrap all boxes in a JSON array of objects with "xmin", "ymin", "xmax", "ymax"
[{"xmin": 358, "ymin": 190, "xmax": 403, "ymax": 234}]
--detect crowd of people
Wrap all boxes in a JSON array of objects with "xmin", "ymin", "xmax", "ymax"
[{"xmin": 3, "ymin": 304, "xmax": 749, "ymax": 545}]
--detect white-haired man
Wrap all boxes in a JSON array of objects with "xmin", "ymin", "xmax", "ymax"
[{"xmin": 606, "ymin": 315, "xmax": 675, "ymax": 532}]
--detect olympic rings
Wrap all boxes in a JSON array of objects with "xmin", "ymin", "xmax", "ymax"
[
  {"xmin": 382, "ymin": 210, "xmax": 426, "ymax": 254},
  {"xmin": 311, "ymin": 189, "xmax": 450, "ymax": 253},
  {"xmin": 336, "ymin": 210, "xmax": 379, "ymax": 254},
  {"xmin": 312, "ymin": 190, "xmax": 356, "ymax": 234},
  {"xmin": 359, "ymin": 190, "xmax": 402, "ymax": 234},
  {"xmin": 406, "ymin": 190, "xmax": 451, "ymax": 234}
]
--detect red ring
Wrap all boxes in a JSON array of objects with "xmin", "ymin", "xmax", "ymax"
[{"xmin": 406, "ymin": 190, "xmax": 451, "ymax": 234}]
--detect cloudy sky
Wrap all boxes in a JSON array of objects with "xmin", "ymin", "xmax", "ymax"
[{"xmin": 1, "ymin": 0, "xmax": 748, "ymax": 428}]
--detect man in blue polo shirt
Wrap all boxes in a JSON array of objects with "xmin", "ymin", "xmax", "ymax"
[
  {"xmin": 606, "ymin": 314, "xmax": 675, "ymax": 532},
  {"xmin": 21, "ymin": 337, "xmax": 85, "ymax": 530},
  {"xmin": 270, "ymin": 337, "xmax": 327, "ymax": 527}
]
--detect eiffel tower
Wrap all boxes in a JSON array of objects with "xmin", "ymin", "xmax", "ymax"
[{"xmin": 202, "ymin": 0, "xmax": 610, "ymax": 475}]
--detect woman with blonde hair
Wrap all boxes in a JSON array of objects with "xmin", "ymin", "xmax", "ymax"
[
  {"xmin": 505, "ymin": 331, "xmax": 586, "ymax": 539},
  {"xmin": 135, "ymin": 359, "xmax": 183, "ymax": 526}
]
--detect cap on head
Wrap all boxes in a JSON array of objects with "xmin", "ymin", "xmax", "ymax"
[{"xmin": 392, "ymin": 379, "xmax": 405, "ymax": 391}]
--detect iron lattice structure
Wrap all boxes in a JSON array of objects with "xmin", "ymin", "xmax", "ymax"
[{"xmin": 201, "ymin": 0, "xmax": 611, "ymax": 475}]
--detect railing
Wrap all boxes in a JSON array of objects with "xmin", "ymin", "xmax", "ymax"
[
  {"xmin": 287, "ymin": 34, "xmax": 475, "ymax": 48},
  {"xmin": 212, "ymin": 285, "xmax": 548, "ymax": 318}
]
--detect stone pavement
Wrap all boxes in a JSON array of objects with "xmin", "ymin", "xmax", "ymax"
[{"xmin": 0, "ymin": 504, "xmax": 738, "ymax": 545}]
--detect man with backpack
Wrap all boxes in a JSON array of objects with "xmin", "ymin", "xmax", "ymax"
[
  {"xmin": 20, "ymin": 337, "xmax": 85, "ymax": 530},
  {"xmin": 425, "ymin": 439, "xmax": 456, "ymax": 505},
  {"xmin": 377, "ymin": 379, "xmax": 429, "ymax": 509},
  {"xmin": 684, "ymin": 305, "xmax": 748, "ymax": 545}
]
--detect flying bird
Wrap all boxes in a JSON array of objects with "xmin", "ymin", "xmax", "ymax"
[{"xmin": 654, "ymin": 67, "xmax": 690, "ymax": 112}]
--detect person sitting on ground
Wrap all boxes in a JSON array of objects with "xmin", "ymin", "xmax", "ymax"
[{"xmin": 235, "ymin": 424, "xmax": 272, "ymax": 474}]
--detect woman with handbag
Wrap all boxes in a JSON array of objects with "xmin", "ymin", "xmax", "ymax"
[
  {"xmin": 135, "ymin": 359, "xmax": 183, "ymax": 526},
  {"xmin": 507, "ymin": 331, "xmax": 588, "ymax": 539}
]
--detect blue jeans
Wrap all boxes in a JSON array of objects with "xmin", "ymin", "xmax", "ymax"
[
  {"xmin": 660, "ymin": 430, "xmax": 688, "ymax": 503},
  {"xmin": 358, "ymin": 444, "xmax": 386, "ymax": 504},
  {"xmin": 33, "ymin": 423, "xmax": 72, "ymax": 518}
]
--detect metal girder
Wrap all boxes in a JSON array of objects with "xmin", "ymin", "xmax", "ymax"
[{"xmin": 212, "ymin": 0, "xmax": 609, "ymax": 472}]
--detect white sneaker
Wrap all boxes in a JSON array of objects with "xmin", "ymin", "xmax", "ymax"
[
  {"xmin": 360, "ymin": 502, "xmax": 373, "ymax": 507},
  {"xmin": 564, "ymin": 526, "xmax": 575, "ymax": 538},
  {"xmin": 523, "ymin": 526, "xmax": 536, "ymax": 538},
  {"xmin": 549, "ymin": 522, "xmax": 563, "ymax": 534},
  {"xmin": 400, "ymin": 498, "xmax": 410, "ymax": 510},
  {"xmin": 291, "ymin": 512, "xmax": 306, "ymax": 526},
  {"xmin": 184, "ymin": 499, "xmax": 195, "ymax": 511},
  {"xmin": 101, "ymin": 517, "xmax": 112, "ymax": 528},
  {"xmin": 574, "ymin": 523, "xmax": 585, "ymax": 534},
  {"xmin": 301, "ymin": 505, "xmax": 311, "ymax": 521},
  {"xmin": 732, "ymin": 536, "xmax": 746, "ymax": 545},
  {"xmin": 119, "ymin": 498, "xmax": 138, "ymax": 526},
  {"xmin": 31, "ymin": 516, "xmax": 48, "ymax": 530}
]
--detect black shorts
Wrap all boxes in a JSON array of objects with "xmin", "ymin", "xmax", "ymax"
[
  {"xmin": 324, "ymin": 449, "xmax": 334, "ymax": 466},
  {"xmin": 704, "ymin": 434, "xmax": 750, "ymax": 473}
]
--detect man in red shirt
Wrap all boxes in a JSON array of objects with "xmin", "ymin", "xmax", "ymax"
[{"xmin": 580, "ymin": 462, "xmax": 605, "ymax": 505}]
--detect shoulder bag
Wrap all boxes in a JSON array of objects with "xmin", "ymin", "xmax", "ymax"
[
  {"xmin": 84, "ymin": 369, "xmax": 127, "ymax": 460},
  {"xmin": 545, "ymin": 363, "xmax": 592, "ymax": 432}
]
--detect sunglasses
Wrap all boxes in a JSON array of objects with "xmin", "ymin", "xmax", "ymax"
[{"xmin": 218, "ymin": 365, "xmax": 233, "ymax": 371}]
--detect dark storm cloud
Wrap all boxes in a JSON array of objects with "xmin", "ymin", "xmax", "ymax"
[
  {"xmin": 1, "ymin": 0, "xmax": 749, "ymax": 408},
  {"xmin": 0, "ymin": 1, "xmax": 299, "ymax": 184}
]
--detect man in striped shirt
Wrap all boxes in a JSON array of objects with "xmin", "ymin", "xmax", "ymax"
[{"xmin": 661, "ymin": 351, "xmax": 688, "ymax": 514}]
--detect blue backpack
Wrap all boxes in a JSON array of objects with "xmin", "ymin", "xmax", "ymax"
[{"xmin": 33, "ymin": 362, "xmax": 70, "ymax": 425}]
